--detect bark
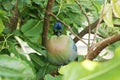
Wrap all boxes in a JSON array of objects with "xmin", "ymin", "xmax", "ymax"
[
  {"xmin": 86, "ymin": 34, "xmax": 120, "ymax": 60},
  {"xmin": 5, "ymin": 0, "xmax": 19, "ymax": 31},
  {"xmin": 73, "ymin": 19, "xmax": 100, "ymax": 43},
  {"xmin": 42, "ymin": 0, "xmax": 55, "ymax": 47}
]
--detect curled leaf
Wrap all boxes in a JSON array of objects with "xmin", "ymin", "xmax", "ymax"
[
  {"xmin": 111, "ymin": 0, "xmax": 120, "ymax": 18},
  {"xmin": 103, "ymin": 4, "xmax": 114, "ymax": 27}
]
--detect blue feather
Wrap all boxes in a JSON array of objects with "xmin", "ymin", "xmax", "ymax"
[{"xmin": 53, "ymin": 22, "xmax": 62, "ymax": 30}]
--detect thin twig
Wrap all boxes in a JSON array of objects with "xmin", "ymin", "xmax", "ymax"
[
  {"xmin": 75, "ymin": 0, "xmax": 90, "ymax": 25},
  {"xmin": 0, "ymin": 33, "xmax": 13, "ymax": 51},
  {"xmin": 91, "ymin": 31, "xmax": 105, "ymax": 39},
  {"xmin": 50, "ymin": 12, "xmax": 88, "ymax": 46},
  {"xmin": 75, "ymin": 0, "xmax": 91, "ymax": 51},
  {"xmin": 91, "ymin": 0, "xmax": 106, "ymax": 45},
  {"xmin": 56, "ymin": 0, "xmax": 62, "ymax": 16}
]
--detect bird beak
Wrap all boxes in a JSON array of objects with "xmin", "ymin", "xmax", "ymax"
[{"xmin": 57, "ymin": 31, "xmax": 61, "ymax": 37}]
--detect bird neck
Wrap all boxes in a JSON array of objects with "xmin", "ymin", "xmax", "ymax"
[{"xmin": 54, "ymin": 31, "xmax": 62, "ymax": 37}]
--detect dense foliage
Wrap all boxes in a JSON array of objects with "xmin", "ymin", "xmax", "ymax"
[{"xmin": 0, "ymin": 0, "xmax": 120, "ymax": 80}]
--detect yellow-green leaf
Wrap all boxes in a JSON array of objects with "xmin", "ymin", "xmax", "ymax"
[
  {"xmin": 103, "ymin": 4, "xmax": 114, "ymax": 27},
  {"xmin": 111, "ymin": 0, "xmax": 120, "ymax": 18},
  {"xmin": 59, "ymin": 56, "xmax": 120, "ymax": 80},
  {"xmin": 0, "ymin": 18, "xmax": 5, "ymax": 33}
]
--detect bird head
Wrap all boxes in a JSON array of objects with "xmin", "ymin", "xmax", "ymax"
[{"xmin": 53, "ymin": 22, "xmax": 63, "ymax": 36}]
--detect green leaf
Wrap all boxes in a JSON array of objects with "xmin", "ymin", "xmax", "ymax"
[
  {"xmin": 29, "ymin": 53, "xmax": 57, "ymax": 80},
  {"xmin": 24, "ymin": 0, "xmax": 32, "ymax": 4},
  {"xmin": 8, "ymin": 41, "xmax": 20, "ymax": 57},
  {"xmin": 0, "ymin": 55, "xmax": 35, "ymax": 80},
  {"xmin": 27, "ymin": 41, "xmax": 47, "ymax": 56},
  {"xmin": 0, "ymin": 18, "xmax": 5, "ymax": 33},
  {"xmin": 21, "ymin": 19, "xmax": 43, "ymax": 43},
  {"xmin": 32, "ymin": 0, "xmax": 41, "ymax": 4},
  {"xmin": 29, "ymin": 53, "xmax": 57, "ymax": 79},
  {"xmin": 11, "ymin": 0, "xmax": 31, "ymax": 13},
  {"xmin": 112, "ymin": 0, "xmax": 120, "ymax": 18},
  {"xmin": 29, "ymin": 53, "xmax": 46, "ymax": 67},
  {"xmin": 98, "ymin": 26, "xmax": 109, "ymax": 37},
  {"xmin": 103, "ymin": 3, "xmax": 114, "ymax": 27},
  {"xmin": 0, "ymin": 9, "xmax": 6, "ymax": 17},
  {"xmin": 59, "ymin": 50, "xmax": 120, "ymax": 80},
  {"xmin": 0, "ymin": 10, "xmax": 9, "ymax": 22},
  {"xmin": 36, "ymin": 64, "xmax": 57, "ymax": 80},
  {"xmin": 32, "ymin": 0, "xmax": 46, "ymax": 5},
  {"xmin": 90, "ymin": 0, "xmax": 103, "ymax": 13},
  {"xmin": 44, "ymin": 74, "xmax": 56, "ymax": 80},
  {"xmin": 44, "ymin": 74, "xmax": 62, "ymax": 80},
  {"xmin": 66, "ymin": 0, "xmax": 74, "ymax": 4},
  {"xmin": 2, "ymin": 1, "xmax": 13, "ymax": 10},
  {"xmin": 78, "ymin": 55, "xmax": 85, "ymax": 61},
  {"xmin": 8, "ymin": 41, "xmax": 35, "ymax": 71},
  {"xmin": 115, "ymin": 46, "xmax": 120, "ymax": 57},
  {"xmin": 36, "ymin": 67, "xmax": 48, "ymax": 79}
]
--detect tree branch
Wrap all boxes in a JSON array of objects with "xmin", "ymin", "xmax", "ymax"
[
  {"xmin": 73, "ymin": 18, "xmax": 120, "ymax": 43},
  {"xmin": 73, "ymin": 19, "xmax": 103, "ymax": 43},
  {"xmin": 6, "ymin": 0, "xmax": 19, "ymax": 31},
  {"xmin": 86, "ymin": 34, "xmax": 120, "ymax": 60},
  {"xmin": 114, "ymin": 24, "xmax": 120, "ymax": 27},
  {"xmin": 42, "ymin": 0, "xmax": 55, "ymax": 47}
]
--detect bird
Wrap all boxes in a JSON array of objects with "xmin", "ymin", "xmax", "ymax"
[{"xmin": 46, "ymin": 22, "xmax": 77, "ymax": 65}]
